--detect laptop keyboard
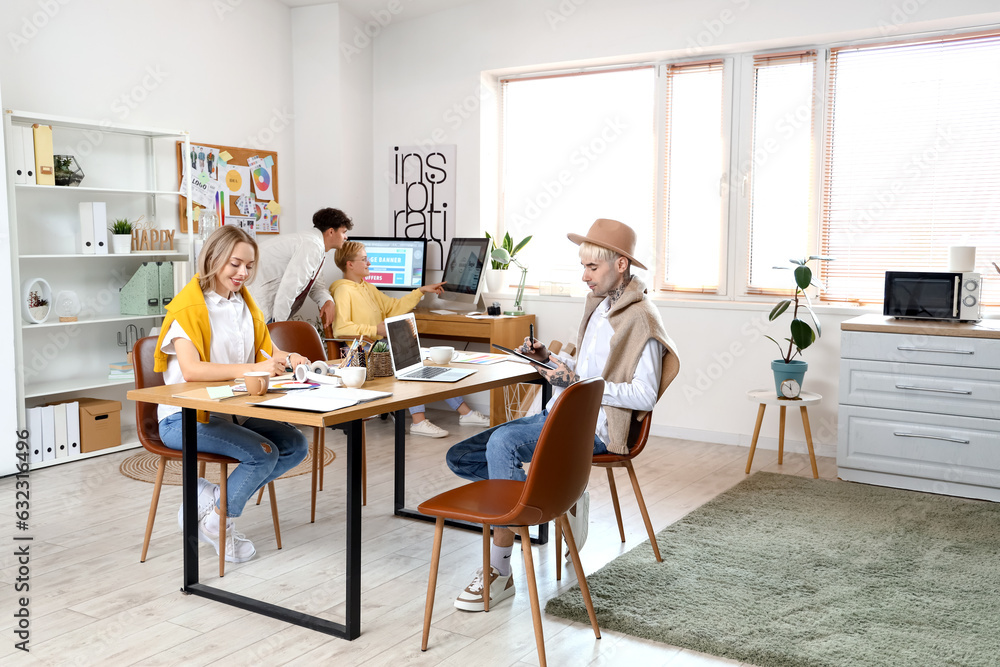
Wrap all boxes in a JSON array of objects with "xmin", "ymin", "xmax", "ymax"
[{"xmin": 403, "ymin": 366, "xmax": 451, "ymax": 379}]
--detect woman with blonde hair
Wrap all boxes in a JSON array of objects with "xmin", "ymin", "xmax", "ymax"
[
  {"xmin": 331, "ymin": 240, "xmax": 489, "ymax": 437},
  {"xmin": 154, "ymin": 225, "xmax": 309, "ymax": 563}
]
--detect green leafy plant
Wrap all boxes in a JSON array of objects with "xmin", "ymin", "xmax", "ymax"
[
  {"xmin": 485, "ymin": 231, "xmax": 531, "ymax": 270},
  {"xmin": 766, "ymin": 256, "xmax": 834, "ymax": 363},
  {"xmin": 55, "ymin": 156, "xmax": 73, "ymax": 171},
  {"xmin": 371, "ymin": 339, "xmax": 389, "ymax": 353},
  {"xmin": 108, "ymin": 217, "xmax": 133, "ymax": 235}
]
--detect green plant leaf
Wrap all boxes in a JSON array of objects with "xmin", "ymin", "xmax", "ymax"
[
  {"xmin": 503, "ymin": 232, "xmax": 512, "ymax": 252},
  {"xmin": 769, "ymin": 299, "xmax": 792, "ymax": 321},
  {"xmin": 511, "ymin": 235, "xmax": 532, "ymax": 256},
  {"xmin": 794, "ymin": 265, "xmax": 812, "ymax": 290},
  {"xmin": 790, "ymin": 258, "xmax": 806, "ymax": 266},
  {"xmin": 790, "ymin": 318, "xmax": 815, "ymax": 350},
  {"xmin": 801, "ymin": 290, "xmax": 822, "ymax": 337},
  {"xmin": 763, "ymin": 335, "xmax": 788, "ymax": 361}
]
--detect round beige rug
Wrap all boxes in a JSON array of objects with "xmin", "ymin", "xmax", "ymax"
[{"xmin": 120, "ymin": 448, "xmax": 335, "ymax": 485}]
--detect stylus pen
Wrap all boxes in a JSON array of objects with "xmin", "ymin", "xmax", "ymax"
[{"xmin": 529, "ymin": 324, "xmax": 534, "ymax": 347}]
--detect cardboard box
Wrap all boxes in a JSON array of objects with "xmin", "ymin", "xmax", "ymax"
[{"xmin": 77, "ymin": 398, "xmax": 122, "ymax": 453}]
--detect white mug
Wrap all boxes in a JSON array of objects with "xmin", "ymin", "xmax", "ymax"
[
  {"xmin": 339, "ymin": 366, "xmax": 367, "ymax": 388},
  {"xmin": 429, "ymin": 346, "xmax": 457, "ymax": 365}
]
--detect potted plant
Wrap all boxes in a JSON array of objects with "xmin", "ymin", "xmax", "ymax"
[
  {"xmin": 53, "ymin": 154, "xmax": 84, "ymax": 186},
  {"xmin": 109, "ymin": 218, "xmax": 134, "ymax": 254},
  {"xmin": 484, "ymin": 231, "xmax": 531, "ymax": 293},
  {"xmin": 27, "ymin": 290, "xmax": 49, "ymax": 322},
  {"xmin": 765, "ymin": 255, "xmax": 833, "ymax": 398}
]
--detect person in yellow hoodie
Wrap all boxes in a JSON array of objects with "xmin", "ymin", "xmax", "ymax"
[
  {"xmin": 154, "ymin": 225, "xmax": 310, "ymax": 564},
  {"xmin": 330, "ymin": 240, "xmax": 490, "ymax": 438}
]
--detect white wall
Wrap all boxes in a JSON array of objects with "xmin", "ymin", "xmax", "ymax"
[{"xmin": 369, "ymin": 0, "xmax": 1000, "ymax": 454}]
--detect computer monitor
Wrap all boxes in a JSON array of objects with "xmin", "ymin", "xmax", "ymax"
[
  {"xmin": 350, "ymin": 236, "xmax": 427, "ymax": 294},
  {"xmin": 439, "ymin": 237, "xmax": 490, "ymax": 307}
]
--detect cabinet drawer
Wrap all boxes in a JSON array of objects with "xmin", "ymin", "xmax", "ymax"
[
  {"xmin": 837, "ymin": 405, "xmax": 1000, "ymax": 488},
  {"xmin": 839, "ymin": 359, "xmax": 1000, "ymax": 420},
  {"xmin": 841, "ymin": 331, "xmax": 1000, "ymax": 370}
]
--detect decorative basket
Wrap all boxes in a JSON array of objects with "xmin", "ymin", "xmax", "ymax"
[{"xmin": 367, "ymin": 351, "xmax": 393, "ymax": 379}]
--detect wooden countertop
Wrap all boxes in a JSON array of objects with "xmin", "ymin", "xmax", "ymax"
[{"xmin": 841, "ymin": 314, "xmax": 1000, "ymax": 339}]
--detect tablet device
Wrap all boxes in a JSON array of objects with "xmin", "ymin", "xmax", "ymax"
[{"xmin": 491, "ymin": 343, "xmax": 558, "ymax": 370}]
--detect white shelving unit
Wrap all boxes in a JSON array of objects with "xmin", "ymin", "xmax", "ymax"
[{"xmin": 4, "ymin": 109, "xmax": 192, "ymax": 469}]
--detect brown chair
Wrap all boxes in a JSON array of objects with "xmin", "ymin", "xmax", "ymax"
[
  {"xmin": 417, "ymin": 377, "xmax": 605, "ymax": 667},
  {"xmin": 133, "ymin": 336, "xmax": 281, "ymax": 578},
  {"xmin": 266, "ymin": 321, "xmax": 372, "ymax": 517}
]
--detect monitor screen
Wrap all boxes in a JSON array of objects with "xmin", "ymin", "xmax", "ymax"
[
  {"xmin": 350, "ymin": 236, "xmax": 427, "ymax": 293},
  {"xmin": 440, "ymin": 238, "xmax": 490, "ymax": 304}
]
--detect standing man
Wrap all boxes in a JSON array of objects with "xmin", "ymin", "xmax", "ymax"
[
  {"xmin": 252, "ymin": 207, "xmax": 353, "ymax": 326},
  {"xmin": 445, "ymin": 218, "xmax": 680, "ymax": 612}
]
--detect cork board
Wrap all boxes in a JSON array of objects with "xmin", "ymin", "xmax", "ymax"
[{"xmin": 176, "ymin": 141, "xmax": 280, "ymax": 234}]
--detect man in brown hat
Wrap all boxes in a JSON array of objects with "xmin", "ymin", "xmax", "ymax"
[{"xmin": 445, "ymin": 218, "xmax": 679, "ymax": 613}]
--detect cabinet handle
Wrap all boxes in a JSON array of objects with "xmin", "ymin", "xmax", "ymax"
[
  {"xmin": 895, "ymin": 346, "xmax": 974, "ymax": 355},
  {"xmin": 893, "ymin": 431, "xmax": 970, "ymax": 445},
  {"xmin": 894, "ymin": 384, "xmax": 972, "ymax": 395}
]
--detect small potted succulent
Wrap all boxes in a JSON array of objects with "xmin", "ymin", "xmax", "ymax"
[
  {"xmin": 108, "ymin": 217, "xmax": 134, "ymax": 254},
  {"xmin": 484, "ymin": 231, "xmax": 531, "ymax": 293},
  {"xmin": 765, "ymin": 255, "xmax": 833, "ymax": 398}
]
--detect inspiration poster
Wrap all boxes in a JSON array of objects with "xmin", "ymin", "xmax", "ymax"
[{"xmin": 388, "ymin": 145, "xmax": 456, "ymax": 270}]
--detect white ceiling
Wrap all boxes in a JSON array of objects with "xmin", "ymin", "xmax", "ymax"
[{"xmin": 275, "ymin": 0, "xmax": 479, "ymax": 23}]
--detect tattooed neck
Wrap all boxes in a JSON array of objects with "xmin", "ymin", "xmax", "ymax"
[{"xmin": 607, "ymin": 275, "xmax": 632, "ymax": 306}]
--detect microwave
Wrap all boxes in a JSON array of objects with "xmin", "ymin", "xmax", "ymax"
[{"xmin": 883, "ymin": 271, "xmax": 982, "ymax": 322}]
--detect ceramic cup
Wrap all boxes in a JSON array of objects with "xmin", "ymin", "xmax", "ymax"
[
  {"xmin": 340, "ymin": 366, "xmax": 367, "ymax": 389},
  {"xmin": 429, "ymin": 346, "xmax": 457, "ymax": 365},
  {"xmin": 244, "ymin": 371, "xmax": 270, "ymax": 396}
]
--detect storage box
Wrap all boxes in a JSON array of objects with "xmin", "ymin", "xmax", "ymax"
[{"xmin": 77, "ymin": 398, "xmax": 122, "ymax": 453}]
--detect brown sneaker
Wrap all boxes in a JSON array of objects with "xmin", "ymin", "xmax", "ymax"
[{"xmin": 454, "ymin": 566, "xmax": 515, "ymax": 612}]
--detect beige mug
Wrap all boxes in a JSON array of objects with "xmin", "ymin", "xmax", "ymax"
[
  {"xmin": 339, "ymin": 366, "xmax": 367, "ymax": 389},
  {"xmin": 244, "ymin": 371, "xmax": 270, "ymax": 396},
  {"xmin": 429, "ymin": 345, "xmax": 457, "ymax": 365}
]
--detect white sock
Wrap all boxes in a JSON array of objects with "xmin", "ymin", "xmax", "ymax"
[{"xmin": 491, "ymin": 544, "xmax": 513, "ymax": 576}]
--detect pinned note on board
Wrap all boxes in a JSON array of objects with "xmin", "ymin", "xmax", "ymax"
[{"xmin": 267, "ymin": 200, "xmax": 281, "ymax": 214}]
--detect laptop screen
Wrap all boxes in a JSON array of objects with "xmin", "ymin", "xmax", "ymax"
[{"xmin": 386, "ymin": 315, "xmax": 422, "ymax": 371}]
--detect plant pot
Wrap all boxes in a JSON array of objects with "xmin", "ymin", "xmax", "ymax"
[
  {"xmin": 485, "ymin": 268, "xmax": 507, "ymax": 293},
  {"xmin": 28, "ymin": 306, "xmax": 49, "ymax": 322},
  {"xmin": 111, "ymin": 234, "xmax": 132, "ymax": 254},
  {"xmin": 771, "ymin": 359, "xmax": 808, "ymax": 398}
]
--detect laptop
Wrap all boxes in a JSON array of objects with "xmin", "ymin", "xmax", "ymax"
[{"xmin": 384, "ymin": 313, "xmax": 476, "ymax": 382}]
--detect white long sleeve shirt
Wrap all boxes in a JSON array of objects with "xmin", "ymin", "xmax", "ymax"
[
  {"xmin": 548, "ymin": 295, "xmax": 664, "ymax": 445},
  {"xmin": 251, "ymin": 228, "xmax": 333, "ymax": 322}
]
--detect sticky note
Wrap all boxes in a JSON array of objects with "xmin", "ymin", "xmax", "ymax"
[
  {"xmin": 207, "ymin": 385, "xmax": 235, "ymax": 399},
  {"xmin": 267, "ymin": 200, "xmax": 282, "ymax": 214},
  {"xmin": 263, "ymin": 155, "xmax": 274, "ymax": 167},
  {"xmin": 219, "ymin": 151, "xmax": 233, "ymax": 161},
  {"xmin": 197, "ymin": 172, "xmax": 209, "ymax": 185}
]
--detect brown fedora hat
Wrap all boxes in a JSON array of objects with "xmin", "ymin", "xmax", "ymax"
[{"xmin": 567, "ymin": 218, "xmax": 647, "ymax": 270}]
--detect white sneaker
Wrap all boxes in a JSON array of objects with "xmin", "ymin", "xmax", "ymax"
[
  {"xmin": 197, "ymin": 513, "xmax": 256, "ymax": 563},
  {"xmin": 564, "ymin": 490, "xmax": 590, "ymax": 558},
  {"xmin": 454, "ymin": 566, "xmax": 515, "ymax": 612},
  {"xmin": 410, "ymin": 419, "xmax": 449, "ymax": 438},
  {"xmin": 458, "ymin": 410, "xmax": 490, "ymax": 426},
  {"xmin": 177, "ymin": 478, "xmax": 220, "ymax": 530}
]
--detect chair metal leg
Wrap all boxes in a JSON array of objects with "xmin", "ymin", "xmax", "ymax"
[
  {"xmin": 482, "ymin": 524, "xmax": 491, "ymax": 612},
  {"xmin": 517, "ymin": 525, "xmax": 547, "ymax": 667},
  {"xmin": 625, "ymin": 462, "xmax": 661, "ymax": 562},
  {"xmin": 141, "ymin": 456, "xmax": 167, "ymax": 562},
  {"xmin": 560, "ymin": 515, "xmax": 601, "ymax": 639},
  {"xmin": 267, "ymin": 482, "xmax": 281, "ymax": 549},
  {"xmin": 421, "ymin": 517, "xmax": 445, "ymax": 651},
  {"xmin": 219, "ymin": 463, "xmax": 228, "ymax": 578},
  {"xmin": 605, "ymin": 467, "xmax": 625, "ymax": 543}
]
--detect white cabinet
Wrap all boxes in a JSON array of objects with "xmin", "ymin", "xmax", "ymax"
[
  {"xmin": 4, "ymin": 109, "xmax": 192, "ymax": 471},
  {"xmin": 838, "ymin": 314, "xmax": 1000, "ymax": 501}
]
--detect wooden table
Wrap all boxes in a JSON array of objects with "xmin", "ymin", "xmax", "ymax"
[
  {"xmin": 414, "ymin": 310, "xmax": 535, "ymax": 425},
  {"xmin": 127, "ymin": 360, "xmax": 540, "ymax": 640},
  {"xmin": 744, "ymin": 389, "xmax": 821, "ymax": 479}
]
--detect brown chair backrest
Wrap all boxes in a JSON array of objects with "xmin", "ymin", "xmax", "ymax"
[
  {"xmin": 133, "ymin": 336, "xmax": 165, "ymax": 448},
  {"xmin": 267, "ymin": 320, "xmax": 326, "ymax": 361},
  {"xmin": 499, "ymin": 377, "xmax": 604, "ymax": 527},
  {"xmin": 627, "ymin": 414, "xmax": 652, "ymax": 457}
]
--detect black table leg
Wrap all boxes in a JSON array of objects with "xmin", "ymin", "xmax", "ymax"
[{"xmin": 181, "ymin": 408, "xmax": 198, "ymax": 589}]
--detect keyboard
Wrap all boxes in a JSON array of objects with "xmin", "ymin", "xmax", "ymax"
[{"xmin": 401, "ymin": 366, "xmax": 450, "ymax": 379}]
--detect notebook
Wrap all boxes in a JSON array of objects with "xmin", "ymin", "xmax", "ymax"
[{"xmin": 384, "ymin": 313, "xmax": 476, "ymax": 382}]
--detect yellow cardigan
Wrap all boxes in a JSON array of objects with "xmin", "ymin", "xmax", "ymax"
[{"xmin": 330, "ymin": 279, "xmax": 422, "ymax": 339}]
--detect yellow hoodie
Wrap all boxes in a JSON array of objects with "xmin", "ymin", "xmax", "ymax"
[{"xmin": 329, "ymin": 279, "xmax": 423, "ymax": 339}]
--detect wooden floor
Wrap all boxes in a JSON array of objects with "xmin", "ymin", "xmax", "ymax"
[{"xmin": 0, "ymin": 409, "xmax": 838, "ymax": 666}]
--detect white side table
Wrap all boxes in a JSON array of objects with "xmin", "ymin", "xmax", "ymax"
[{"xmin": 745, "ymin": 389, "xmax": 821, "ymax": 479}]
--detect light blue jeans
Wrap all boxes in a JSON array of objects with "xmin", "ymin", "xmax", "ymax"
[
  {"xmin": 159, "ymin": 413, "xmax": 309, "ymax": 517},
  {"xmin": 409, "ymin": 396, "xmax": 464, "ymax": 416},
  {"xmin": 446, "ymin": 410, "xmax": 607, "ymax": 483}
]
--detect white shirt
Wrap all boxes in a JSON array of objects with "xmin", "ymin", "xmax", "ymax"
[
  {"xmin": 157, "ymin": 289, "xmax": 255, "ymax": 421},
  {"xmin": 251, "ymin": 228, "xmax": 333, "ymax": 322},
  {"xmin": 549, "ymin": 295, "xmax": 664, "ymax": 445}
]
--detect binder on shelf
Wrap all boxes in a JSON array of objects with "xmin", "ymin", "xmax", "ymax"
[
  {"xmin": 53, "ymin": 403, "xmax": 68, "ymax": 459},
  {"xmin": 158, "ymin": 261, "xmax": 174, "ymax": 310},
  {"xmin": 32, "ymin": 123, "xmax": 54, "ymax": 185},
  {"xmin": 22, "ymin": 126, "xmax": 35, "ymax": 182},
  {"xmin": 79, "ymin": 202, "xmax": 108, "ymax": 254},
  {"xmin": 27, "ymin": 407, "xmax": 43, "ymax": 464},
  {"xmin": 120, "ymin": 262, "xmax": 160, "ymax": 315},
  {"xmin": 66, "ymin": 401, "xmax": 81, "ymax": 457},
  {"xmin": 10, "ymin": 125, "xmax": 26, "ymax": 184},
  {"xmin": 40, "ymin": 404, "xmax": 55, "ymax": 461}
]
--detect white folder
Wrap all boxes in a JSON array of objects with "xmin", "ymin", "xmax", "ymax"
[
  {"xmin": 40, "ymin": 404, "xmax": 55, "ymax": 462},
  {"xmin": 80, "ymin": 202, "xmax": 108, "ymax": 254},
  {"xmin": 27, "ymin": 407, "xmax": 43, "ymax": 465},
  {"xmin": 10, "ymin": 125, "xmax": 25, "ymax": 184},
  {"xmin": 21, "ymin": 125, "xmax": 35, "ymax": 183},
  {"xmin": 53, "ymin": 403, "xmax": 68, "ymax": 458},
  {"xmin": 66, "ymin": 401, "xmax": 81, "ymax": 457}
]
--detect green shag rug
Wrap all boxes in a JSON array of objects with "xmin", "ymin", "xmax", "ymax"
[{"xmin": 546, "ymin": 472, "xmax": 1000, "ymax": 667}]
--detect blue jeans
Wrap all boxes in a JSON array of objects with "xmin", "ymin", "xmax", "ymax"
[
  {"xmin": 446, "ymin": 410, "xmax": 607, "ymax": 483},
  {"xmin": 409, "ymin": 396, "xmax": 464, "ymax": 416},
  {"xmin": 159, "ymin": 413, "xmax": 309, "ymax": 517}
]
